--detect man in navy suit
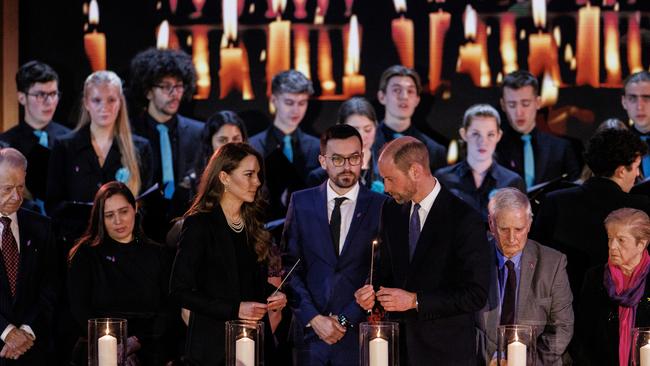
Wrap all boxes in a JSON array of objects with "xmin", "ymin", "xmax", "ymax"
[
  {"xmin": 127, "ymin": 48, "xmax": 203, "ymax": 241},
  {"xmin": 284, "ymin": 124, "xmax": 386, "ymax": 365},
  {"xmin": 355, "ymin": 137, "xmax": 490, "ymax": 365},
  {"xmin": 250, "ymin": 70, "xmax": 321, "ymax": 220},
  {"xmin": 496, "ymin": 70, "xmax": 580, "ymax": 188},
  {"xmin": 0, "ymin": 148, "xmax": 56, "ymax": 365}
]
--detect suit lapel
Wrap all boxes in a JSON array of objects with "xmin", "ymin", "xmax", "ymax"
[
  {"xmin": 15, "ymin": 210, "xmax": 35, "ymax": 303},
  {"xmin": 340, "ymin": 185, "xmax": 370, "ymax": 257},
  {"xmin": 315, "ymin": 183, "xmax": 338, "ymax": 264},
  {"xmin": 516, "ymin": 240, "xmax": 537, "ymax": 320},
  {"xmin": 392, "ymin": 203, "xmax": 411, "ymax": 287}
]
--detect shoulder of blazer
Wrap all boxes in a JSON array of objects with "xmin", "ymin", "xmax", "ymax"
[
  {"xmin": 177, "ymin": 114, "xmax": 203, "ymax": 130},
  {"xmin": 17, "ymin": 208, "xmax": 51, "ymax": 235}
]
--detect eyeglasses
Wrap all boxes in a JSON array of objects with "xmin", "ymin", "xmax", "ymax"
[
  {"xmin": 154, "ymin": 83, "xmax": 185, "ymax": 96},
  {"xmin": 324, "ymin": 154, "xmax": 362, "ymax": 167},
  {"xmin": 26, "ymin": 91, "xmax": 61, "ymax": 103}
]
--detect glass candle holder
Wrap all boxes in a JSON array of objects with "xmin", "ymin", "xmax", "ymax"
[
  {"xmin": 360, "ymin": 321, "xmax": 399, "ymax": 366},
  {"xmin": 497, "ymin": 324, "xmax": 535, "ymax": 366},
  {"xmin": 632, "ymin": 327, "xmax": 650, "ymax": 366},
  {"xmin": 88, "ymin": 318, "xmax": 127, "ymax": 366},
  {"xmin": 225, "ymin": 320, "xmax": 264, "ymax": 366}
]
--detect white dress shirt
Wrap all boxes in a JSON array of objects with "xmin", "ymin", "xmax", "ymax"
[
  {"xmin": 409, "ymin": 178, "xmax": 441, "ymax": 231},
  {"xmin": 0, "ymin": 212, "xmax": 35, "ymax": 341},
  {"xmin": 326, "ymin": 181, "xmax": 360, "ymax": 254}
]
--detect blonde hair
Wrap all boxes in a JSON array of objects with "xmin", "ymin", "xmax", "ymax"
[{"xmin": 77, "ymin": 71, "xmax": 141, "ymax": 195}]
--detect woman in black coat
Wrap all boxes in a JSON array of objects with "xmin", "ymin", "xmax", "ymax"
[
  {"xmin": 68, "ymin": 181, "xmax": 171, "ymax": 365},
  {"xmin": 170, "ymin": 143, "xmax": 287, "ymax": 365}
]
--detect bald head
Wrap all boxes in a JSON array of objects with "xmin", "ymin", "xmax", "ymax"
[{"xmin": 378, "ymin": 136, "xmax": 431, "ymax": 175}]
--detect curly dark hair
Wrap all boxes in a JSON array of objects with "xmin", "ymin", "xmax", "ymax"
[
  {"xmin": 127, "ymin": 48, "xmax": 197, "ymax": 110},
  {"xmin": 585, "ymin": 128, "xmax": 647, "ymax": 178}
]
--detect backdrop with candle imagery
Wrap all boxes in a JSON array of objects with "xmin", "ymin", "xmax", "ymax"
[{"xmin": 17, "ymin": 0, "xmax": 650, "ymax": 155}]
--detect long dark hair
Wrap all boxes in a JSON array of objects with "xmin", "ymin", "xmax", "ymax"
[
  {"xmin": 68, "ymin": 181, "xmax": 139, "ymax": 262},
  {"xmin": 196, "ymin": 110, "xmax": 248, "ymax": 176},
  {"xmin": 185, "ymin": 143, "xmax": 270, "ymax": 262}
]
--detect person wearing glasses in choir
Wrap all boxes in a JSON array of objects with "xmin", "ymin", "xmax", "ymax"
[
  {"xmin": 170, "ymin": 143, "xmax": 287, "ymax": 365},
  {"xmin": 0, "ymin": 61, "xmax": 70, "ymax": 213},
  {"xmin": 127, "ymin": 48, "xmax": 203, "ymax": 243},
  {"xmin": 435, "ymin": 104, "xmax": 525, "ymax": 222}
]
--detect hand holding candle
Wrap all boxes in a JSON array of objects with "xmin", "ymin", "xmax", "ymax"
[
  {"xmin": 266, "ymin": 291, "xmax": 287, "ymax": 312},
  {"xmin": 238, "ymin": 302, "xmax": 268, "ymax": 321},
  {"xmin": 355, "ymin": 284, "xmax": 376, "ymax": 311}
]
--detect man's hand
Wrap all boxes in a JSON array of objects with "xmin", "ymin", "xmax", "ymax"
[
  {"xmin": 0, "ymin": 328, "xmax": 34, "ymax": 359},
  {"xmin": 354, "ymin": 284, "xmax": 376, "ymax": 311},
  {"xmin": 266, "ymin": 292, "xmax": 287, "ymax": 312},
  {"xmin": 376, "ymin": 287, "xmax": 416, "ymax": 312},
  {"xmin": 309, "ymin": 315, "xmax": 346, "ymax": 345},
  {"xmin": 238, "ymin": 302, "xmax": 268, "ymax": 321}
]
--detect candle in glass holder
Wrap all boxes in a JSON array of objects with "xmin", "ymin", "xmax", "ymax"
[
  {"xmin": 641, "ymin": 340, "xmax": 650, "ymax": 366},
  {"xmin": 369, "ymin": 333, "xmax": 388, "ymax": 366},
  {"xmin": 576, "ymin": 4, "xmax": 600, "ymax": 87},
  {"xmin": 98, "ymin": 329, "xmax": 117, "ymax": 366},
  {"xmin": 236, "ymin": 332, "xmax": 255, "ymax": 366},
  {"xmin": 507, "ymin": 340, "xmax": 526, "ymax": 366},
  {"xmin": 428, "ymin": 9, "xmax": 451, "ymax": 93}
]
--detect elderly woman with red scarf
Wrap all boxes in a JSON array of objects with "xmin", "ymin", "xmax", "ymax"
[{"xmin": 576, "ymin": 208, "xmax": 650, "ymax": 365}]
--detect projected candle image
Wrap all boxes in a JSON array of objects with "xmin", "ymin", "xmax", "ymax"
[
  {"xmin": 343, "ymin": 15, "xmax": 365, "ymax": 96},
  {"xmin": 428, "ymin": 9, "xmax": 451, "ymax": 93},
  {"xmin": 84, "ymin": 0, "xmax": 106, "ymax": 71},
  {"xmin": 391, "ymin": 0, "xmax": 414, "ymax": 69}
]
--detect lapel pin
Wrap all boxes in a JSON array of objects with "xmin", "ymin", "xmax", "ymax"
[
  {"xmin": 26, "ymin": 240, "xmax": 31, "ymax": 247},
  {"xmin": 74, "ymin": 166, "xmax": 80, "ymax": 172},
  {"xmin": 105, "ymin": 256, "xmax": 116, "ymax": 262}
]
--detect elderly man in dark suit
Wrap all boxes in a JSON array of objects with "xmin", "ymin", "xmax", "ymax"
[
  {"xmin": 496, "ymin": 70, "xmax": 580, "ymax": 188},
  {"xmin": 0, "ymin": 148, "xmax": 56, "ymax": 365},
  {"xmin": 477, "ymin": 188, "xmax": 573, "ymax": 365},
  {"xmin": 355, "ymin": 136, "xmax": 490, "ymax": 365},
  {"xmin": 284, "ymin": 125, "xmax": 386, "ymax": 365}
]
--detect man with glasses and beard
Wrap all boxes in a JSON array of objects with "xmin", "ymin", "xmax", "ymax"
[
  {"xmin": 127, "ymin": 48, "xmax": 203, "ymax": 242},
  {"xmin": 283, "ymin": 124, "xmax": 386, "ymax": 365}
]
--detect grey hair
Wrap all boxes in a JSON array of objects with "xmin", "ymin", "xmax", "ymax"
[
  {"xmin": 0, "ymin": 148, "xmax": 27, "ymax": 171},
  {"xmin": 271, "ymin": 70, "xmax": 314, "ymax": 95},
  {"xmin": 461, "ymin": 104, "xmax": 501, "ymax": 129},
  {"xmin": 488, "ymin": 188, "xmax": 532, "ymax": 220}
]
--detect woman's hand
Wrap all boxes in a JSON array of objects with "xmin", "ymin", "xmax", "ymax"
[
  {"xmin": 238, "ymin": 302, "xmax": 268, "ymax": 320},
  {"xmin": 266, "ymin": 291, "xmax": 287, "ymax": 312}
]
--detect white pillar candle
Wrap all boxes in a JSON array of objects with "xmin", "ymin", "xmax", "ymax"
[
  {"xmin": 507, "ymin": 340, "xmax": 526, "ymax": 366},
  {"xmin": 369, "ymin": 337, "xmax": 389, "ymax": 366},
  {"xmin": 641, "ymin": 341, "xmax": 650, "ymax": 366},
  {"xmin": 236, "ymin": 336, "xmax": 255, "ymax": 366},
  {"xmin": 98, "ymin": 333, "xmax": 117, "ymax": 366}
]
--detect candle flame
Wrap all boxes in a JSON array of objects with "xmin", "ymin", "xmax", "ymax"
[
  {"xmin": 392, "ymin": 0, "xmax": 406, "ymax": 14},
  {"xmin": 532, "ymin": 0, "xmax": 546, "ymax": 29},
  {"xmin": 345, "ymin": 15, "xmax": 361, "ymax": 75},
  {"xmin": 447, "ymin": 139, "xmax": 458, "ymax": 165},
  {"xmin": 105, "ymin": 323, "xmax": 110, "ymax": 336},
  {"xmin": 372, "ymin": 239, "xmax": 378, "ymax": 247},
  {"xmin": 463, "ymin": 5, "xmax": 477, "ymax": 40},
  {"xmin": 89, "ymin": 0, "xmax": 99, "ymax": 25},
  {"xmin": 223, "ymin": 0, "xmax": 238, "ymax": 43},
  {"xmin": 519, "ymin": 29, "xmax": 526, "ymax": 40},
  {"xmin": 272, "ymin": 0, "xmax": 287, "ymax": 14},
  {"xmin": 540, "ymin": 72, "xmax": 558, "ymax": 107},
  {"xmin": 157, "ymin": 20, "xmax": 170, "ymax": 49},
  {"xmin": 553, "ymin": 26, "xmax": 561, "ymax": 46},
  {"xmin": 564, "ymin": 44, "xmax": 573, "ymax": 63}
]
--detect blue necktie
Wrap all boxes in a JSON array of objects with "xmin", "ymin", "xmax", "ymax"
[
  {"xmin": 640, "ymin": 136, "xmax": 650, "ymax": 177},
  {"xmin": 393, "ymin": 132, "xmax": 404, "ymax": 139},
  {"xmin": 156, "ymin": 124, "xmax": 175, "ymax": 199},
  {"xmin": 282, "ymin": 135, "xmax": 293, "ymax": 163},
  {"xmin": 409, "ymin": 203, "xmax": 421, "ymax": 261},
  {"xmin": 33, "ymin": 130, "xmax": 48, "ymax": 148},
  {"xmin": 521, "ymin": 134, "xmax": 535, "ymax": 188}
]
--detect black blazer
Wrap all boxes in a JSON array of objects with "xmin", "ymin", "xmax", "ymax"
[
  {"xmin": 0, "ymin": 209, "xmax": 57, "ymax": 366},
  {"xmin": 377, "ymin": 186, "xmax": 490, "ymax": 365},
  {"xmin": 496, "ymin": 127, "xmax": 581, "ymax": 184},
  {"xmin": 575, "ymin": 264, "xmax": 650, "ymax": 366},
  {"xmin": 45, "ymin": 125, "xmax": 153, "ymax": 242},
  {"xmin": 170, "ymin": 208, "xmax": 273, "ymax": 365},
  {"xmin": 531, "ymin": 177, "xmax": 650, "ymax": 295}
]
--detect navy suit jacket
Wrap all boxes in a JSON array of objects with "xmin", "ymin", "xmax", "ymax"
[
  {"xmin": 284, "ymin": 183, "xmax": 386, "ymax": 328},
  {"xmin": 0, "ymin": 209, "xmax": 57, "ymax": 365}
]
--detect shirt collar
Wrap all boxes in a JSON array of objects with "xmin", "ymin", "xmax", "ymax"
[
  {"xmin": 411, "ymin": 178, "xmax": 441, "ymax": 214},
  {"xmin": 495, "ymin": 244, "xmax": 524, "ymax": 270},
  {"xmin": 147, "ymin": 113, "xmax": 178, "ymax": 132},
  {"xmin": 326, "ymin": 180, "xmax": 360, "ymax": 204},
  {"xmin": 271, "ymin": 125, "xmax": 299, "ymax": 142},
  {"xmin": 0, "ymin": 211, "xmax": 18, "ymax": 227}
]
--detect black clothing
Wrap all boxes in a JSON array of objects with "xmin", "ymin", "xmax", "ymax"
[
  {"xmin": 574, "ymin": 264, "xmax": 650, "ymax": 366},
  {"xmin": 531, "ymin": 177, "xmax": 650, "ymax": 295},
  {"xmin": 496, "ymin": 127, "xmax": 581, "ymax": 185},
  {"xmin": 434, "ymin": 160, "xmax": 525, "ymax": 222},
  {"xmin": 68, "ymin": 236, "xmax": 171, "ymax": 365},
  {"xmin": 372, "ymin": 121, "xmax": 447, "ymax": 173},
  {"xmin": 46, "ymin": 125, "xmax": 153, "ymax": 245},
  {"xmin": 170, "ymin": 207, "xmax": 275, "ymax": 365},
  {"xmin": 0, "ymin": 121, "xmax": 70, "ymax": 201}
]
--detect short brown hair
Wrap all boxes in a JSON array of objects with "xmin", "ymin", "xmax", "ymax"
[
  {"xmin": 380, "ymin": 136, "xmax": 430, "ymax": 174},
  {"xmin": 378, "ymin": 65, "xmax": 422, "ymax": 94}
]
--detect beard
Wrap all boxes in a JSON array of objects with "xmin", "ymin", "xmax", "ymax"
[
  {"xmin": 387, "ymin": 180, "xmax": 417, "ymax": 204},
  {"xmin": 331, "ymin": 171, "xmax": 359, "ymax": 189}
]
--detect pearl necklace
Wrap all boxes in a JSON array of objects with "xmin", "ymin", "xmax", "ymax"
[{"xmin": 227, "ymin": 216, "xmax": 245, "ymax": 233}]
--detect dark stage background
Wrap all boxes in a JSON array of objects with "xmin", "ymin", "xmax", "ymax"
[{"xmin": 18, "ymin": 0, "xmax": 650, "ymax": 148}]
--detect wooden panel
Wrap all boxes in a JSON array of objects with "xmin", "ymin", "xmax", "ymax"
[{"xmin": 1, "ymin": 0, "xmax": 19, "ymax": 133}]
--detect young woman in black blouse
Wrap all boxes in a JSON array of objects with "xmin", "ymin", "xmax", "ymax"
[
  {"xmin": 67, "ymin": 181, "xmax": 171, "ymax": 365},
  {"xmin": 170, "ymin": 143, "xmax": 287, "ymax": 365},
  {"xmin": 46, "ymin": 70, "xmax": 153, "ymax": 247}
]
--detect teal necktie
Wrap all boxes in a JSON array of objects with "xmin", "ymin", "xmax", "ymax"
[
  {"xmin": 156, "ymin": 124, "xmax": 175, "ymax": 199},
  {"xmin": 393, "ymin": 132, "xmax": 404, "ymax": 139},
  {"xmin": 641, "ymin": 136, "xmax": 650, "ymax": 177},
  {"xmin": 33, "ymin": 130, "xmax": 48, "ymax": 148},
  {"xmin": 283, "ymin": 135, "xmax": 293, "ymax": 163},
  {"xmin": 521, "ymin": 134, "xmax": 535, "ymax": 188}
]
